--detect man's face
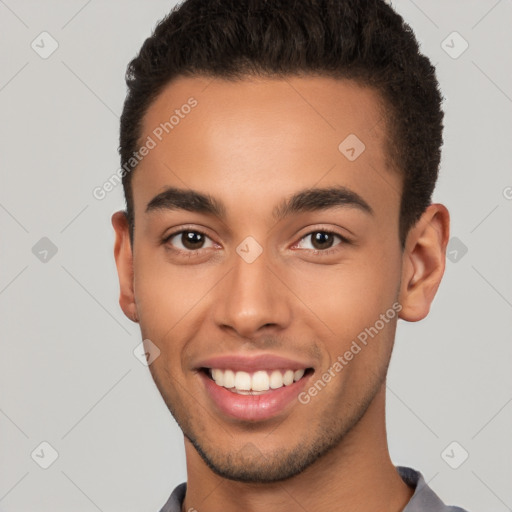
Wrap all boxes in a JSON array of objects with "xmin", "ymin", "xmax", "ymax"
[{"xmin": 128, "ymin": 76, "xmax": 404, "ymax": 481}]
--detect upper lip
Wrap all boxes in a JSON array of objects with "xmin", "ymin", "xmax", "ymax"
[{"xmin": 195, "ymin": 353, "xmax": 313, "ymax": 372}]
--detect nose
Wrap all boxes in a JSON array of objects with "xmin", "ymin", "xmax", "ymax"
[{"xmin": 212, "ymin": 246, "xmax": 292, "ymax": 340}]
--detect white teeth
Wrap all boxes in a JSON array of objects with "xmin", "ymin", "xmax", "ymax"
[
  {"xmin": 269, "ymin": 370, "xmax": 284, "ymax": 389},
  {"xmin": 294, "ymin": 369, "xmax": 305, "ymax": 381},
  {"xmin": 228, "ymin": 388, "xmax": 267, "ymax": 395},
  {"xmin": 209, "ymin": 368, "xmax": 308, "ymax": 393},
  {"xmin": 252, "ymin": 371, "xmax": 270, "ymax": 391},
  {"xmin": 234, "ymin": 371, "xmax": 251, "ymax": 391},
  {"xmin": 211, "ymin": 369, "xmax": 224, "ymax": 387},
  {"xmin": 223, "ymin": 369, "xmax": 235, "ymax": 388},
  {"xmin": 283, "ymin": 369, "xmax": 294, "ymax": 386}
]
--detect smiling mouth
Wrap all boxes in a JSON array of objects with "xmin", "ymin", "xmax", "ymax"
[{"xmin": 201, "ymin": 367, "xmax": 314, "ymax": 395}]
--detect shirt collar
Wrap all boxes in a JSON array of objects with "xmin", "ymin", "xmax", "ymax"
[
  {"xmin": 397, "ymin": 466, "xmax": 455, "ymax": 512},
  {"xmin": 159, "ymin": 466, "xmax": 455, "ymax": 512}
]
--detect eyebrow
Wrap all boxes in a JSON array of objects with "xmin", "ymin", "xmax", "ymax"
[{"xmin": 145, "ymin": 185, "xmax": 373, "ymax": 220}]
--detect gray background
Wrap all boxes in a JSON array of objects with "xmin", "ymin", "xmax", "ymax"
[{"xmin": 1, "ymin": 1, "xmax": 511, "ymax": 511}]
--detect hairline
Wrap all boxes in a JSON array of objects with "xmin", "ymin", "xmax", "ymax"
[{"xmin": 124, "ymin": 71, "xmax": 405, "ymax": 246}]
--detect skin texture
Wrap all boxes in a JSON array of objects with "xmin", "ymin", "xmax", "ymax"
[{"xmin": 112, "ymin": 75, "xmax": 450, "ymax": 512}]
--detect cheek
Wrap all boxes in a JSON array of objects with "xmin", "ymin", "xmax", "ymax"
[
  {"xmin": 133, "ymin": 248, "xmax": 206, "ymax": 325},
  {"xmin": 287, "ymin": 257, "xmax": 400, "ymax": 336},
  {"xmin": 132, "ymin": 250, "xmax": 224, "ymax": 367}
]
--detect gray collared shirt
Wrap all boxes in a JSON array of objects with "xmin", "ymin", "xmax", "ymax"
[{"xmin": 158, "ymin": 466, "xmax": 469, "ymax": 512}]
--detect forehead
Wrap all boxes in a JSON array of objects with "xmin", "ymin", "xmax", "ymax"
[{"xmin": 132, "ymin": 75, "xmax": 400, "ymax": 221}]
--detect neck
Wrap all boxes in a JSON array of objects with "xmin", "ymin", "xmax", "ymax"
[{"xmin": 182, "ymin": 382, "xmax": 414, "ymax": 512}]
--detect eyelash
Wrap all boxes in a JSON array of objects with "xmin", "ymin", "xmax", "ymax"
[{"xmin": 162, "ymin": 227, "xmax": 351, "ymax": 258}]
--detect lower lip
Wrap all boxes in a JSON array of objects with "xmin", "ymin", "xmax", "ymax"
[{"xmin": 200, "ymin": 371, "xmax": 310, "ymax": 422}]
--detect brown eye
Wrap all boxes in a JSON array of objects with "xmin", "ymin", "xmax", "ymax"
[
  {"xmin": 310, "ymin": 231, "xmax": 336, "ymax": 250},
  {"xmin": 181, "ymin": 231, "xmax": 205, "ymax": 249},
  {"xmin": 294, "ymin": 230, "xmax": 346, "ymax": 253},
  {"xmin": 165, "ymin": 230, "xmax": 215, "ymax": 252}
]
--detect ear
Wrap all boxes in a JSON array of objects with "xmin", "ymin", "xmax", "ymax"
[
  {"xmin": 398, "ymin": 204, "xmax": 450, "ymax": 322},
  {"xmin": 111, "ymin": 211, "xmax": 139, "ymax": 323}
]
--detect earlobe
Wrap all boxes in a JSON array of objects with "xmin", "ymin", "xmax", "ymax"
[
  {"xmin": 111, "ymin": 211, "xmax": 139, "ymax": 323},
  {"xmin": 398, "ymin": 204, "xmax": 450, "ymax": 322}
]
